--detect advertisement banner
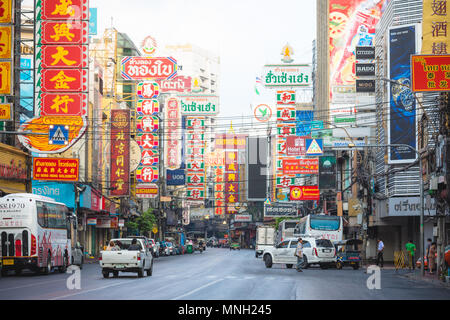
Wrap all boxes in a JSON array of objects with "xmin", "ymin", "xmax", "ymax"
[
  {"xmin": 135, "ymin": 184, "xmax": 158, "ymax": 199},
  {"xmin": 319, "ymin": 152, "xmax": 337, "ymax": 190},
  {"xmin": 289, "ymin": 186, "xmax": 320, "ymax": 201},
  {"xmin": 283, "ymin": 158, "xmax": 319, "ymax": 175},
  {"xmin": 0, "ymin": 0, "xmax": 12, "ymax": 24},
  {"xmin": 165, "ymin": 97, "xmax": 181, "ymax": 169},
  {"xmin": 264, "ymin": 203, "xmax": 298, "ymax": 217},
  {"xmin": 179, "ymin": 95, "xmax": 219, "ymax": 116},
  {"xmin": 156, "ymin": 76, "xmax": 192, "ymax": 93},
  {"xmin": 166, "ymin": 169, "xmax": 186, "ymax": 186},
  {"xmin": 388, "ymin": 25, "xmax": 418, "ymax": 163},
  {"xmin": 33, "ymin": 158, "xmax": 79, "ymax": 181},
  {"xmin": 388, "ymin": 197, "xmax": 436, "ymax": 216},
  {"xmin": 263, "ymin": 64, "xmax": 311, "ymax": 87},
  {"xmin": 286, "ymin": 136, "xmax": 306, "ymax": 156},
  {"xmin": 329, "ymin": 1, "xmax": 385, "ymax": 100},
  {"xmin": 411, "ymin": 55, "xmax": 450, "ymax": 92},
  {"xmin": 120, "ymin": 56, "xmax": 177, "ymax": 80},
  {"xmin": 215, "ymin": 134, "xmax": 247, "ymax": 150},
  {"xmin": 110, "ymin": 110, "xmax": 130, "ymax": 196}
]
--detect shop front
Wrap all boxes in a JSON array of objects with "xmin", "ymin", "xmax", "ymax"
[{"xmin": 0, "ymin": 142, "xmax": 30, "ymax": 196}]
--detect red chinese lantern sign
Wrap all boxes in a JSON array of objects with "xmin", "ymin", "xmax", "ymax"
[
  {"xmin": 41, "ymin": 21, "xmax": 89, "ymax": 44},
  {"xmin": 40, "ymin": 93, "xmax": 87, "ymax": 116},
  {"xmin": 283, "ymin": 158, "xmax": 319, "ymax": 175},
  {"xmin": 137, "ymin": 99, "xmax": 159, "ymax": 115},
  {"xmin": 41, "ymin": 45, "xmax": 88, "ymax": 69},
  {"xmin": 120, "ymin": 56, "xmax": 178, "ymax": 80},
  {"xmin": 136, "ymin": 82, "xmax": 160, "ymax": 99},
  {"xmin": 411, "ymin": 55, "xmax": 450, "ymax": 92},
  {"xmin": 136, "ymin": 166, "xmax": 159, "ymax": 183},
  {"xmin": 41, "ymin": 69, "xmax": 88, "ymax": 92},
  {"xmin": 41, "ymin": 0, "xmax": 89, "ymax": 20},
  {"xmin": 290, "ymin": 186, "xmax": 320, "ymax": 201},
  {"xmin": 33, "ymin": 157, "xmax": 79, "ymax": 181},
  {"xmin": 110, "ymin": 110, "xmax": 130, "ymax": 196}
]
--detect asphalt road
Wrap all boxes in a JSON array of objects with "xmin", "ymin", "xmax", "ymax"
[{"xmin": 0, "ymin": 248, "xmax": 449, "ymax": 300}]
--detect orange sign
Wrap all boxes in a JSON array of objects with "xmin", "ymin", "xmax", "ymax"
[
  {"xmin": 411, "ymin": 55, "xmax": 450, "ymax": 92},
  {"xmin": 0, "ymin": 0, "xmax": 12, "ymax": 24},
  {"xmin": 0, "ymin": 61, "xmax": 11, "ymax": 94},
  {"xmin": 33, "ymin": 158, "xmax": 79, "ymax": 181},
  {"xmin": 0, "ymin": 26, "xmax": 12, "ymax": 59},
  {"xmin": 290, "ymin": 186, "xmax": 320, "ymax": 201},
  {"xmin": 0, "ymin": 103, "xmax": 11, "ymax": 120}
]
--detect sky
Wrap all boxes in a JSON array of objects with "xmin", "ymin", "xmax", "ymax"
[{"xmin": 90, "ymin": 0, "xmax": 316, "ymax": 130}]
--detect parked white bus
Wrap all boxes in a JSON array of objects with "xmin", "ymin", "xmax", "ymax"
[
  {"xmin": 293, "ymin": 214, "xmax": 343, "ymax": 242},
  {"xmin": 0, "ymin": 193, "xmax": 74, "ymax": 275},
  {"xmin": 276, "ymin": 219, "xmax": 300, "ymax": 243}
]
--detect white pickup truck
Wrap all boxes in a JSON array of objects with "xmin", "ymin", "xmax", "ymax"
[
  {"xmin": 99, "ymin": 238, "xmax": 153, "ymax": 278},
  {"xmin": 255, "ymin": 226, "xmax": 276, "ymax": 258}
]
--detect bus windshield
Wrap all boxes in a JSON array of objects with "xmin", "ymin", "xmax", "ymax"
[{"xmin": 310, "ymin": 216, "xmax": 340, "ymax": 231}]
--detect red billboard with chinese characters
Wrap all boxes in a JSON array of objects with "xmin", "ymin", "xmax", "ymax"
[
  {"xmin": 110, "ymin": 110, "xmax": 130, "ymax": 196},
  {"xmin": 40, "ymin": 93, "xmax": 87, "ymax": 116},
  {"xmin": 411, "ymin": 55, "xmax": 450, "ymax": 92},
  {"xmin": 283, "ymin": 158, "xmax": 319, "ymax": 175},
  {"xmin": 33, "ymin": 157, "xmax": 79, "ymax": 181},
  {"xmin": 41, "ymin": 69, "xmax": 88, "ymax": 92},
  {"xmin": 41, "ymin": 0, "xmax": 89, "ymax": 20},
  {"xmin": 41, "ymin": 45, "xmax": 88, "ymax": 69},
  {"xmin": 165, "ymin": 97, "xmax": 181, "ymax": 169},
  {"xmin": 41, "ymin": 21, "xmax": 89, "ymax": 44},
  {"xmin": 290, "ymin": 186, "xmax": 320, "ymax": 201}
]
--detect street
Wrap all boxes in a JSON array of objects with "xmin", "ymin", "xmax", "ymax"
[{"xmin": 0, "ymin": 248, "xmax": 449, "ymax": 300}]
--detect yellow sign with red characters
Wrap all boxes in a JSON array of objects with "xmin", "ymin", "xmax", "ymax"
[
  {"xmin": 0, "ymin": 61, "xmax": 11, "ymax": 94},
  {"xmin": 0, "ymin": 0, "xmax": 12, "ymax": 24},
  {"xmin": 0, "ymin": 26, "xmax": 12, "ymax": 59}
]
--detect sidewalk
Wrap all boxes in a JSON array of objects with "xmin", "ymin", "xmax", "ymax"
[{"xmin": 401, "ymin": 270, "xmax": 450, "ymax": 288}]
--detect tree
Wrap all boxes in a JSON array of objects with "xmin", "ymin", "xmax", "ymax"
[{"xmin": 135, "ymin": 208, "xmax": 157, "ymax": 236}]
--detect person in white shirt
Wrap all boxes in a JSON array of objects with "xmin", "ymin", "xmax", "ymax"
[
  {"xmin": 295, "ymin": 237, "xmax": 304, "ymax": 272},
  {"xmin": 376, "ymin": 238, "xmax": 384, "ymax": 268}
]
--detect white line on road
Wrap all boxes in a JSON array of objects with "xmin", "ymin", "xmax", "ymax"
[
  {"xmin": 0, "ymin": 278, "xmax": 66, "ymax": 292},
  {"xmin": 49, "ymin": 279, "xmax": 140, "ymax": 300},
  {"xmin": 171, "ymin": 278, "xmax": 224, "ymax": 300}
]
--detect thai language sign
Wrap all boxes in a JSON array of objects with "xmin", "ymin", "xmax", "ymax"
[
  {"xmin": 215, "ymin": 134, "xmax": 247, "ymax": 150},
  {"xmin": 289, "ymin": 186, "xmax": 320, "ymax": 201},
  {"xmin": 264, "ymin": 203, "xmax": 298, "ymax": 217},
  {"xmin": 411, "ymin": 55, "xmax": 450, "ymax": 92},
  {"xmin": 156, "ymin": 76, "xmax": 192, "ymax": 93},
  {"xmin": 33, "ymin": 158, "xmax": 79, "ymax": 181},
  {"xmin": 283, "ymin": 158, "xmax": 318, "ymax": 175},
  {"xmin": 388, "ymin": 197, "xmax": 436, "ymax": 216},
  {"xmin": 179, "ymin": 95, "xmax": 219, "ymax": 116},
  {"xmin": 263, "ymin": 64, "xmax": 311, "ymax": 87},
  {"xmin": 121, "ymin": 56, "xmax": 177, "ymax": 80}
]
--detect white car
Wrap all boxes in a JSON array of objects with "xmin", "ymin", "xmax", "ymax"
[
  {"xmin": 262, "ymin": 237, "xmax": 336, "ymax": 269},
  {"xmin": 148, "ymin": 238, "xmax": 159, "ymax": 257},
  {"xmin": 100, "ymin": 238, "xmax": 153, "ymax": 278}
]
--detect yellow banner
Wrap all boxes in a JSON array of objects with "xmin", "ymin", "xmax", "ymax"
[
  {"xmin": 0, "ymin": 0, "xmax": 12, "ymax": 24},
  {"xmin": 0, "ymin": 26, "xmax": 12, "ymax": 59},
  {"xmin": 422, "ymin": 0, "xmax": 450, "ymax": 54},
  {"xmin": 0, "ymin": 103, "xmax": 11, "ymax": 120},
  {"xmin": 0, "ymin": 61, "xmax": 11, "ymax": 94}
]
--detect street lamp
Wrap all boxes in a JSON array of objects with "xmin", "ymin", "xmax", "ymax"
[{"xmin": 348, "ymin": 143, "xmax": 425, "ymax": 276}]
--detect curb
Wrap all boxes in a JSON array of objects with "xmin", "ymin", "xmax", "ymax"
[{"xmin": 402, "ymin": 272, "xmax": 450, "ymax": 288}]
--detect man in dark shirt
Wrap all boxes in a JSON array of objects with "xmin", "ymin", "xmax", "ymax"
[{"xmin": 128, "ymin": 238, "xmax": 141, "ymax": 251}]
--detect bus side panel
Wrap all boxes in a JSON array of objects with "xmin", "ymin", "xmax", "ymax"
[{"xmin": 38, "ymin": 229, "xmax": 69, "ymax": 267}]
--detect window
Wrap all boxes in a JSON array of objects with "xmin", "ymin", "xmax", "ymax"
[
  {"xmin": 278, "ymin": 241, "xmax": 289, "ymax": 248},
  {"xmin": 289, "ymin": 241, "xmax": 298, "ymax": 248},
  {"xmin": 284, "ymin": 222, "xmax": 298, "ymax": 229},
  {"xmin": 36, "ymin": 201, "xmax": 67, "ymax": 229},
  {"xmin": 316, "ymin": 239, "xmax": 334, "ymax": 248},
  {"xmin": 310, "ymin": 217, "xmax": 340, "ymax": 231},
  {"xmin": 302, "ymin": 241, "xmax": 311, "ymax": 248},
  {"xmin": 37, "ymin": 201, "xmax": 48, "ymax": 228}
]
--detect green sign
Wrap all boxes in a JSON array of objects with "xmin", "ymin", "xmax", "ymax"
[{"xmin": 334, "ymin": 116, "xmax": 356, "ymax": 124}]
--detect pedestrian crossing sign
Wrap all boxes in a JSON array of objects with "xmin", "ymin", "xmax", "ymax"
[
  {"xmin": 48, "ymin": 125, "xmax": 69, "ymax": 145},
  {"xmin": 305, "ymin": 138, "xmax": 323, "ymax": 156}
]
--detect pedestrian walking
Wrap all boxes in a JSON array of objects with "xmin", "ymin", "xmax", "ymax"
[
  {"xmin": 376, "ymin": 238, "xmax": 384, "ymax": 268},
  {"xmin": 405, "ymin": 240, "xmax": 416, "ymax": 270},
  {"xmin": 295, "ymin": 237, "xmax": 304, "ymax": 272},
  {"xmin": 428, "ymin": 242, "xmax": 437, "ymax": 275}
]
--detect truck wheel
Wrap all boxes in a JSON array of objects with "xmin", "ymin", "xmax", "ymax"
[
  {"xmin": 264, "ymin": 254, "xmax": 272, "ymax": 268},
  {"xmin": 336, "ymin": 261, "xmax": 343, "ymax": 270},
  {"xmin": 138, "ymin": 266, "xmax": 144, "ymax": 278},
  {"xmin": 102, "ymin": 271, "xmax": 110, "ymax": 278},
  {"xmin": 147, "ymin": 260, "xmax": 153, "ymax": 276},
  {"xmin": 42, "ymin": 253, "xmax": 52, "ymax": 275},
  {"xmin": 113, "ymin": 271, "xmax": 119, "ymax": 278}
]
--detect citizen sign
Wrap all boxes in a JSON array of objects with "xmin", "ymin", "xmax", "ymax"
[
  {"xmin": 355, "ymin": 63, "xmax": 375, "ymax": 77},
  {"xmin": 355, "ymin": 46, "xmax": 375, "ymax": 60}
]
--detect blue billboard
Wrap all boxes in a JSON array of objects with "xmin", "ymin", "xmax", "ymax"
[
  {"xmin": 296, "ymin": 110, "xmax": 313, "ymax": 136},
  {"xmin": 388, "ymin": 24, "xmax": 417, "ymax": 163},
  {"xmin": 166, "ymin": 169, "xmax": 185, "ymax": 186}
]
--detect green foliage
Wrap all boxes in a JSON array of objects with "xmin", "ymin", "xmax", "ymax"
[
  {"xmin": 274, "ymin": 217, "xmax": 300, "ymax": 230},
  {"xmin": 125, "ymin": 208, "xmax": 157, "ymax": 236},
  {"xmin": 125, "ymin": 221, "xmax": 138, "ymax": 234}
]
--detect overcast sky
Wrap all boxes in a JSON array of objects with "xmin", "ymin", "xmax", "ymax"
[{"xmin": 90, "ymin": 0, "xmax": 316, "ymax": 130}]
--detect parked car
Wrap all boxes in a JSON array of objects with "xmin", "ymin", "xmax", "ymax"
[
  {"xmin": 262, "ymin": 237, "xmax": 336, "ymax": 269},
  {"xmin": 166, "ymin": 242, "xmax": 175, "ymax": 255},
  {"xmin": 71, "ymin": 241, "xmax": 84, "ymax": 269},
  {"xmin": 100, "ymin": 238, "xmax": 153, "ymax": 278}
]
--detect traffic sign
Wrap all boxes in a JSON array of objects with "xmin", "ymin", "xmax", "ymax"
[
  {"xmin": 305, "ymin": 138, "xmax": 323, "ymax": 156},
  {"xmin": 48, "ymin": 125, "xmax": 69, "ymax": 145}
]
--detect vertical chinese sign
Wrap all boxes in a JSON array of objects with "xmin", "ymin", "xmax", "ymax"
[
  {"xmin": 422, "ymin": 0, "xmax": 450, "ymax": 54},
  {"xmin": 186, "ymin": 117, "xmax": 205, "ymax": 202},
  {"xmin": 225, "ymin": 151, "xmax": 239, "ymax": 214},
  {"xmin": 18, "ymin": 0, "xmax": 90, "ymax": 153},
  {"xmin": 110, "ymin": 109, "xmax": 130, "ymax": 196},
  {"xmin": 206, "ymin": 151, "xmax": 225, "ymax": 216},
  {"xmin": 165, "ymin": 97, "xmax": 181, "ymax": 169},
  {"xmin": 0, "ymin": 0, "xmax": 13, "ymax": 127},
  {"xmin": 135, "ymin": 81, "xmax": 159, "ymax": 186}
]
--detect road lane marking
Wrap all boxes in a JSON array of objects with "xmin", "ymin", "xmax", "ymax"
[
  {"xmin": 50, "ymin": 279, "xmax": 140, "ymax": 300},
  {"xmin": 0, "ymin": 278, "xmax": 66, "ymax": 292},
  {"xmin": 171, "ymin": 278, "xmax": 224, "ymax": 300}
]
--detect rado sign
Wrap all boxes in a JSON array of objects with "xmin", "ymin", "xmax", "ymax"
[
  {"xmin": 355, "ymin": 46, "xmax": 375, "ymax": 60},
  {"xmin": 356, "ymin": 79, "xmax": 376, "ymax": 93},
  {"xmin": 355, "ymin": 63, "xmax": 375, "ymax": 77}
]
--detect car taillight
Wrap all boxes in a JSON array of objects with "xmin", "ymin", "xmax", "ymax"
[
  {"xmin": 313, "ymin": 248, "xmax": 318, "ymax": 256},
  {"xmin": 15, "ymin": 239, "xmax": 22, "ymax": 256},
  {"xmin": 137, "ymin": 255, "xmax": 141, "ymax": 261},
  {"xmin": 31, "ymin": 234, "xmax": 37, "ymax": 256},
  {"xmin": 99, "ymin": 255, "xmax": 102, "ymax": 261}
]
